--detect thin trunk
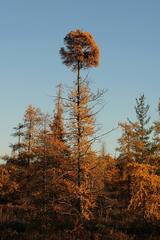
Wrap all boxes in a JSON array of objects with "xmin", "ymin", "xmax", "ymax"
[
  {"xmin": 77, "ymin": 61, "xmax": 81, "ymax": 213},
  {"xmin": 77, "ymin": 61, "xmax": 81, "ymax": 187}
]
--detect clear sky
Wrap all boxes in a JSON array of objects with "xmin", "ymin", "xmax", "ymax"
[{"xmin": 0, "ymin": 0, "xmax": 160, "ymax": 158}]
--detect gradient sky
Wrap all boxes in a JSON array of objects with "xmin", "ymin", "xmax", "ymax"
[{"xmin": 0, "ymin": 0, "xmax": 160, "ymax": 158}]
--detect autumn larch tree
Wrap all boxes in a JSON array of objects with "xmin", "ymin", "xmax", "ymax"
[
  {"xmin": 117, "ymin": 121, "xmax": 140, "ymax": 182},
  {"xmin": 117, "ymin": 95, "xmax": 152, "ymax": 207},
  {"xmin": 128, "ymin": 162, "xmax": 160, "ymax": 222},
  {"xmin": 49, "ymin": 84, "xmax": 69, "ymax": 160},
  {"xmin": 35, "ymin": 113, "xmax": 50, "ymax": 162},
  {"xmin": 23, "ymin": 105, "xmax": 42, "ymax": 165},
  {"xmin": 50, "ymin": 84, "xmax": 64, "ymax": 142},
  {"xmin": 33, "ymin": 85, "xmax": 67, "ymax": 164},
  {"xmin": 117, "ymin": 95, "xmax": 160, "ymax": 227},
  {"xmin": 60, "ymin": 29, "xmax": 100, "ymax": 215}
]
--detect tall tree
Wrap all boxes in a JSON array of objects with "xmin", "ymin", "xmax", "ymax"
[
  {"xmin": 117, "ymin": 121, "xmax": 140, "ymax": 186},
  {"xmin": 117, "ymin": 122, "xmax": 139, "ymax": 162},
  {"xmin": 50, "ymin": 84, "xmax": 64, "ymax": 142},
  {"xmin": 132, "ymin": 94, "xmax": 152, "ymax": 163},
  {"xmin": 135, "ymin": 94, "xmax": 151, "ymax": 134},
  {"xmin": 49, "ymin": 84, "xmax": 69, "ymax": 161},
  {"xmin": 9, "ymin": 123, "xmax": 25, "ymax": 165},
  {"xmin": 118, "ymin": 95, "xmax": 152, "ymax": 164},
  {"xmin": 34, "ymin": 113, "xmax": 51, "ymax": 162},
  {"xmin": 23, "ymin": 105, "xmax": 42, "ymax": 165},
  {"xmin": 60, "ymin": 29, "xmax": 100, "ymax": 214}
]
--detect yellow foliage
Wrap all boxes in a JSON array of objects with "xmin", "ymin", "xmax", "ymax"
[{"xmin": 128, "ymin": 163, "xmax": 160, "ymax": 221}]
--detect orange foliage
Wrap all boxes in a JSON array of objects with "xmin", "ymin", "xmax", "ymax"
[
  {"xmin": 128, "ymin": 163, "xmax": 160, "ymax": 221},
  {"xmin": 60, "ymin": 29, "xmax": 99, "ymax": 70}
]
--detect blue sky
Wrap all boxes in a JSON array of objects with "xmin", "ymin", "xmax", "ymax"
[{"xmin": 0, "ymin": 0, "xmax": 160, "ymax": 157}]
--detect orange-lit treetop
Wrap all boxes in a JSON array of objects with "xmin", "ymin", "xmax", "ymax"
[{"xmin": 59, "ymin": 29, "xmax": 99, "ymax": 71}]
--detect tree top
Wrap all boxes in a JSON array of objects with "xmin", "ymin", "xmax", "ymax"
[{"xmin": 60, "ymin": 29, "xmax": 99, "ymax": 71}]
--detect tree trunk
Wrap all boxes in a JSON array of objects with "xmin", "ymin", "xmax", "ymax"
[{"xmin": 77, "ymin": 61, "xmax": 81, "ymax": 213}]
